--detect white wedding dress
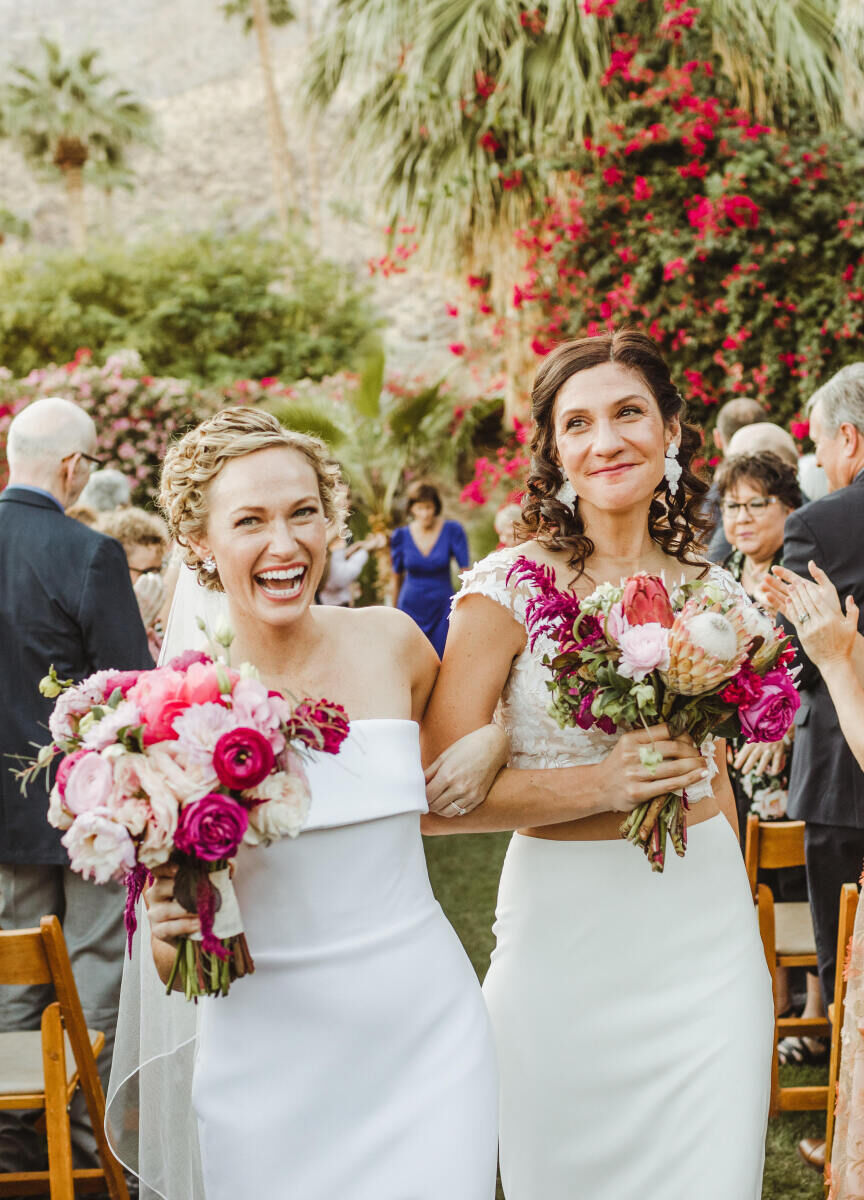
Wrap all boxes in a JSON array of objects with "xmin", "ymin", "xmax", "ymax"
[
  {"xmin": 107, "ymin": 568, "xmax": 498, "ymax": 1200},
  {"xmin": 454, "ymin": 550, "xmax": 774, "ymax": 1200}
]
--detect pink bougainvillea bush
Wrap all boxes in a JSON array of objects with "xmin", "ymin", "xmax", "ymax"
[{"xmin": 0, "ymin": 349, "xmax": 221, "ymax": 501}]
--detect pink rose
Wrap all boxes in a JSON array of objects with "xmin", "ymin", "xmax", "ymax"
[
  {"xmin": 738, "ymin": 668, "xmax": 800, "ymax": 742},
  {"xmin": 64, "ymin": 752, "xmax": 113, "ymax": 816},
  {"xmin": 617, "ymin": 624, "xmax": 671, "ymax": 682},
  {"xmin": 287, "ymin": 700, "xmax": 350, "ymax": 755},
  {"xmin": 127, "ymin": 669, "xmax": 189, "ymax": 744},
  {"xmin": 62, "ymin": 810, "xmax": 136, "ymax": 884},
  {"xmin": 214, "ymin": 728, "xmax": 275, "ymax": 791},
  {"xmin": 55, "ymin": 749, "xmax": 89, "ymax": 799},
  {"xmin": 174, "ymin": 793, "xmax": 249, "ymax": 862}
]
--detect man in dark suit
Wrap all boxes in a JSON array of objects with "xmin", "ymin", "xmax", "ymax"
[
  {"xmin": 780, "ymin": 363, "xmax": 864, "ymax": 1170},
  {"xmin": 0, "ymin": 396, "xmax": 153, "ymax": 1170}
]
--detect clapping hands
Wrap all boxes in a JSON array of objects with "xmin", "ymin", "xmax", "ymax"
[{"xmin": 764, "ymin": 560, "xmax": 859, "ymax": 668}]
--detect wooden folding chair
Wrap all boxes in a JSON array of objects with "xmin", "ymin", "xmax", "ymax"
[
  {"xmin": 0, "ymin": 915, "xmax": 128, "ymax": 1199},
  {"xmin": 744, "ymin": 814, "xmax": 831, "ymax": 1117},
  {"xmin": 824, "ymin": 882, "xmax": 860, "ymax": 1181}
]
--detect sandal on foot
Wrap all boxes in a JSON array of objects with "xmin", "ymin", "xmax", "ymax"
[{"xmin": 778, "ymin": 1035, "xmax": 829, "ymax": 1066}]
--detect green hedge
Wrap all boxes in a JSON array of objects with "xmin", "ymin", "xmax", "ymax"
[{"xmin": 0, "ymin": 231, "xmax": 379, "ymax": 383}]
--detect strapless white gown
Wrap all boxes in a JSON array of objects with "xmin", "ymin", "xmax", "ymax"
[
  {"xmin": 192, "ymin": 720, "xmax": 498, "ymax": 1200},
  {"xmin": 455, "ymin": 551, "xmax": 774, "ymax": 1200}
]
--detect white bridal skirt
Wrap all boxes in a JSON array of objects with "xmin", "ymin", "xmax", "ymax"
[
  {"xmin": 193, "ymin": 812, "xmax": 498, "ymax": 1200},
  {"xmin": 483, "ymin": 814, "xmax": 773, "ymax": 1200}
]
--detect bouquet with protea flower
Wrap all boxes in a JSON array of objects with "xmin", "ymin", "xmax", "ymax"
[
  {"xmin": 508, "ymin": 559, "xmax": 799, "ymax": 872},
  {"xmin": 19, "ymin": 640, "xmax": 349, "ymax": 998}
]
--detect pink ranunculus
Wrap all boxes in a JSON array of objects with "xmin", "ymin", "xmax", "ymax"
[
  {"xmin": 62, "ymin": 810, "xmax": 136, "ymax": 884},
  {"xmin": 738, "ymin": 668, "xmax": 800, "ymax": 742},
  {"xmin": 621, "ymin": 574, "xmax": 674, "ymax": 628},
  {"xmin": 617, "ymin": 623, "xmax": 671, "ymax": 681},
  {"xmin": 167, "ymin": 650, "xmax": 213, "ymax": 672},
  {"xmin": 182, "ymin": 662, "xmax": 227, "ymax": 707},
  {"xmin": 214, "ymin": 728, "xmax": 275, "ymax": 791},
  {"xmin": 288, "ymin": 700, "xmax": 350, "ymax": 755},
  {"xmin": 127, "ymin": 669, "xmax": 189, "ymax": 744},
  {"xmin": 64, "ymin": 752, "xmax": 114, "ymax": 816},
  {"xmin": 174, "ymin": 793, "xmax": 249, "ymax": 862}
]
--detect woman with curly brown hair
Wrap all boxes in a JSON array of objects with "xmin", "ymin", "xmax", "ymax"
[{"xmin": 422, "ymin": 331, "xmax": 773, "ymax": 1199}]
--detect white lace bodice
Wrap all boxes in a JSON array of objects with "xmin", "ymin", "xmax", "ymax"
[{"xmin": 452, "ymin": 549, "xmax": 746, "ymax": 794}]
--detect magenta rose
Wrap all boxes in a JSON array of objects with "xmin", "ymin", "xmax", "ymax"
[
  {"xmin": 174, "ymin": 793, "xmax": 249, "ymax": 861},
  {"xmin": 289, "ymin": 700, "xmax": 350, "ymax": 755},
  {"xmin": 213, "ymin": 727, "xmax": 275, "ymax": 791},
  {"xmin": 738, "ymin": 668, "xmax": 800, "ymax": 742}
]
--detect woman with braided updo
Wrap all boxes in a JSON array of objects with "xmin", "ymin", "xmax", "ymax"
[
  {"xmin": 107, "ymin": 408, "xmax": 501, "ymax": 1200},
  {"xmin": 421, "ymin": 331, "xmax": 774, "ymax": 1199}
]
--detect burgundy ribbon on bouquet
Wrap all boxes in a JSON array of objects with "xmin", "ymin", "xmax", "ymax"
[{"xmin": 123, "ymin": 863, "xmax": 153, "ymax": 956}]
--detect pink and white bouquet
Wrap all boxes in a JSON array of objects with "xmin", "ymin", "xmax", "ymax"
[
  {"xmin": 21, "ymin": 650, "xmax": 349, "ymax": 998},
  {"xmin": 509, "ymin": 560, "xmax": 799, "ymax": 872}
]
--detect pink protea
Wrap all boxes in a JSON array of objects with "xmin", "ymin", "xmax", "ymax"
[{"xmin": 661, "ymin": 600, "xmax": 752, "ymax": 695}]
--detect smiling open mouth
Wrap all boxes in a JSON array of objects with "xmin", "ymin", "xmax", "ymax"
[{"xmin": 255, "ymin": 566, "xmax": 307, "ymax": 599}]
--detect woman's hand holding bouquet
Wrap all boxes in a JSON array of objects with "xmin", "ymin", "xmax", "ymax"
[
  {"xmin": 509, "ymin": 560, "xmax": 799, "ymax": 872},
  {"xmin": 21, "ymin": 642, "xmax": 349, "ymax": 998}
]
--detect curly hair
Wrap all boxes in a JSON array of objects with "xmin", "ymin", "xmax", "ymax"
[
  {"xmin": 714, "ymin": 451, "xmax": 802, "ymax": 511},
  {"xmin": 159, "ymin": 407, "xmax": 346, "ymax": 592},
  {"xmin": 99, "ymin": 506, "xmax": 168, "ymax": 552},
  {"xmin": 518, "ymin": 330, "xmax": 711, "ymax": 578}
]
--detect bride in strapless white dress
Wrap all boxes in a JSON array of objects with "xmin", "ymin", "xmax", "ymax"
[{"xmin": 106, "ymin": 410, "xmax": 499, "ymax": 1200}]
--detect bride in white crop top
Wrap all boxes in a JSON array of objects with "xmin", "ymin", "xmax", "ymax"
[
  {"xmin": 422, "ymin": 331, "xmax": 774, "ymax": 1200},
  {"xmin": 106, "ymin": 409, "xmax": 502, "ymax": 1200}
]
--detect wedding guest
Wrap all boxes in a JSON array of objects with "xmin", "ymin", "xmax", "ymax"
[
  {"xmin": 0, "ymin": 397, "xmax": 152, "ymax": 1173},
  {"xmin": 390, "ymin": 481, "xmax": 470, "ymax": 656},
  {"xmin": 765, "ymin": 362, "xmax": 864, "ymax": 1172},
  {"xmin": 319, "ymin": 530, "xmax": 385, "ymax": 606},
  {"xmin": 99, "ymin": 506, "xmax": 169, "ymax": 659},
  {"xmin": 705, "ymin": 397, "xmax": 764, "ymax": 561},
  {"xmin": 79, "ymin": 466, "xmax": 131, "ymax": 512},
  {"xmin": 798, "ymin": 452, "xmax": 829, "ymax": 503},
  {"xmin": 65, "ymin": 502, "xmax": 99, "ymax": 527},
  {"xmin": 714, "ymin": 452, "xmax": 822, "ymax": 1043},
  {"xmin": 725, "ymin": 421, "xmax": 800, "ymax": 468}
]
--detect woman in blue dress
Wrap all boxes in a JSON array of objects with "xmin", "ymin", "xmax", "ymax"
[{"xmin": 390, "ymin": 481, "xmax": 470, "ymax": 657}]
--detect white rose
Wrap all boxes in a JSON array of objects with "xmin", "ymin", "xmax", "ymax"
[{"xmin": 243, "ymin": 772, "xmax": 311, "ymax": 845}]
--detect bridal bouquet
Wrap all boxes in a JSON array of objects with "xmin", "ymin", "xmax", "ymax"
[
  {"xmin": 508, "ymin": 560, "xmax": 799, "ymax": 872},
  {"xmin": 21, "ymin": 650, "xmax": 349, "ymax": 997}
]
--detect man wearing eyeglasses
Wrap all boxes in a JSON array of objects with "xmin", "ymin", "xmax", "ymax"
[
  {"xmin": 779, "ymin": 364, "xmax": 864, "ymax": 1172},
  {"xmin": 0, "ymin": 396, "xmax": 153, "ymax": 1175}
]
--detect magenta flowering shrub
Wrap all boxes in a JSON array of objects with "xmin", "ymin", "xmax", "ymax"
[{"xmin": 0, "ymin": 348, "xmax": 221, "ymax": 501}]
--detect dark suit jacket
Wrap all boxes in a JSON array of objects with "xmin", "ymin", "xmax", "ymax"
[
  {"xmin": 783, "ymin": 472, "xmax": 864, "ymax": 828},
  {"xmin": 0, "ymin": 488, "xmax": 153, "ymax": 864}
]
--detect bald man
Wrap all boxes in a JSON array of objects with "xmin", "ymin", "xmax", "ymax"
[
  {"xmin": 0, "ymin": 397, "xmax": 152, "ymax": 1173},
  {"xmin": 726, "ymin": 421, "xmax": 799, "ymax": 466}
]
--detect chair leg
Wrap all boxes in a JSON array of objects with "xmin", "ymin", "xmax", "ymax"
[
  {"xmin": 73, "ymin": 1044, "xmax": 129, "ymax": 1200},
  {"xmin": 41, "ymin": 1003, "xmax": 75, "ymax": 1200}
]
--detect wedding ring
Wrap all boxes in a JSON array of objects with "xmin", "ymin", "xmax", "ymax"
[
  {"xmin": 800, "ymin": 612, "xmax": 811, "ymax": 623},
  {"xmin": 450, "ymin": 802, "xmax": 467, "ymax": 816}
]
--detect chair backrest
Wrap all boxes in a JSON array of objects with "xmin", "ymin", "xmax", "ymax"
[
  {"xmin": 744, "ymin": 815, "xmax": 806, "ymax": 897},
  {"xmin": 0, "ymin": 928, "xmax": 53, "ymax": 987}
]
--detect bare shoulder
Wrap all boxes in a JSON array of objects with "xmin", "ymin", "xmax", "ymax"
[{"xmin": 319, "ymin": 603, "xmax": 426, "ymax": 653}]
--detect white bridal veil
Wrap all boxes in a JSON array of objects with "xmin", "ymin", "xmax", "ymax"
[{"xmin": 105, "ymin": 566, "xmax": 229, "ymax": 1199}]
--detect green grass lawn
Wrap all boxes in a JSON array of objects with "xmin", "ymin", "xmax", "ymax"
[{"xmin": 424, "ymin": 832, "xmax": 827, "ymax": 1200}]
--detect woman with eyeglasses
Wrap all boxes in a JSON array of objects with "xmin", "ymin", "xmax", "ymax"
[
  {"xmin": 715, "ymin": 450, "xmax": 825, "ymax": 1059},
  {"xmin": 98, "ymin": 506, "xmax": 169, "ymax": 659}
]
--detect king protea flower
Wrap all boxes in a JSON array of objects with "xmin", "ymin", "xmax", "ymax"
[{"xmin": 661, "ymin": 600, "xmax": 752, "ymax": 695}]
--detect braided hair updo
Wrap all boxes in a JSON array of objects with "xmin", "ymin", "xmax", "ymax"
[{"xmin": 518, "ymin": 329, "xmax": 710, "ymax": 578}]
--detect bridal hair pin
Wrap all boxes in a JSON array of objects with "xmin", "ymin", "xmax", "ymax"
[
  {"xmin": 202, "ymin": 555, "xmax": 216, "ymax": 573},
  {"xmin": 556, "ymin": 478, "xmax": 577, "ymax": 508},
  {"xmin": 664, "ymin": 441, "xmax": 682, "ymax": 496}
]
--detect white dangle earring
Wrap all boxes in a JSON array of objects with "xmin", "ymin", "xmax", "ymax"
[
  {"xmin": 556, "ymin": 478, "xmax": 577, "ymax": 509},
  {"xmin": 664, "ymin": 441, "xmax": 682, "ymax": 496}
]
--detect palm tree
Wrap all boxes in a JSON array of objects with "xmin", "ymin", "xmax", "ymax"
[
  {"xmin": 305, "ymin": 0, "xmax": 853, "ymax": 417},
  {"xmin": 0, "ymin": 39, "xmax": 154, "ymax": 252},
  {"xmin": 221, "ymin": 0, "xmax": 299, "ymax": 236}
]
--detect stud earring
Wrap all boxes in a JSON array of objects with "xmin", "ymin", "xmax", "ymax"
[
  {"xmin": 202, "ymin": 556, "xmax": 216, "ymax": 573},
  {"xmin": 664, "ymin": 442, "xmax": 682, "ymax": 496},
  {"xmin": 556, "ymin": 478, "xmax": 577, "ymax": 509}
]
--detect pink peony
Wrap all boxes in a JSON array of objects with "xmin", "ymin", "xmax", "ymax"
[
  {"xmin": 617, "ymin": 623, "xmax": 670, "ymax": 681},
  {"xmin": 214, "ymin": 728, "xmax": 275, "ymax": 792},
  {"xmin": 174, "ymin": 793, "xmax": 249, "ymax": 862},
  {"xmin": 127, "ymin": 669, "xmax": 189, "ymax": 744},
  {"xmin": 181, "ymin": 662, "xmax": 227, "ymax": 707},
  {"xmin": 80, "ymin": 700, "xmax": 141, "ymax": 751},
  {"xmin": 231, "ymin": 678, "xmax": 285, "ymax": 753},
  {"xmin": 64, "ymin": 752, "xmax": 114, "ymax": 816},
  {"xmin": 62, "ymin": 810, "xmax": 136, "ymax": 884},
  {"xmin": 102, "ymin": 670, "xmax": 144, "ymax": 698},
  {"xmin": 738, "ymin": 668, "xmax": 800, "ymax": 742},
  {"xmin": 173, "ymin": 703, "xmax": 238, "ymax": 766}
]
